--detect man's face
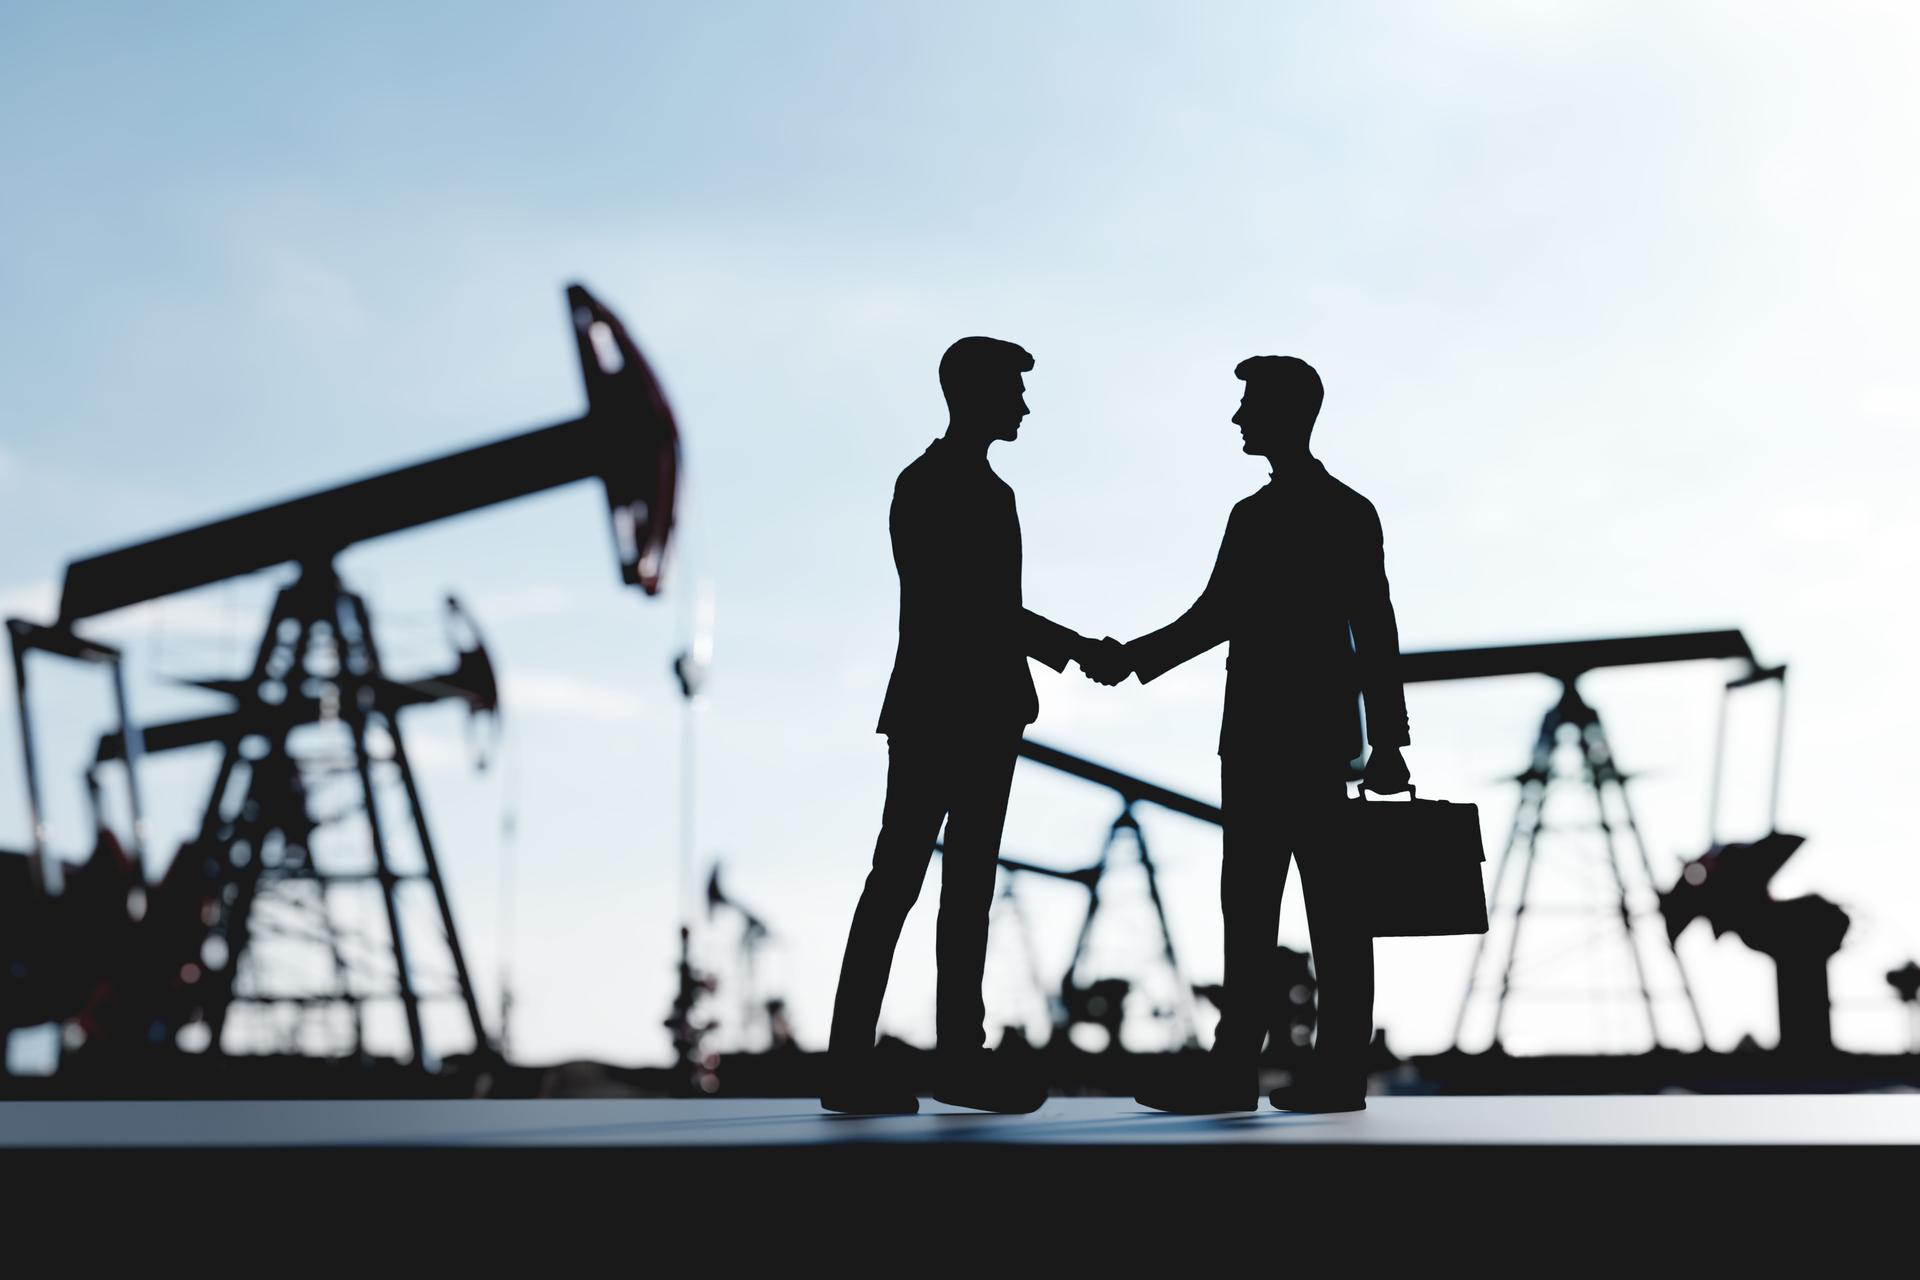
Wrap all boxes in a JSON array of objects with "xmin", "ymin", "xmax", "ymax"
[
  {"xmin": 987, "ymin": 372, "xmax": 1030, "ymax": 441},
  {"xmin": 1232, "ymin": 382, "xmax": 1276, "ymax": 454},
  {"xmin": 1232, "ymin": 381, "xmax": 1303, "ymax": 456}
]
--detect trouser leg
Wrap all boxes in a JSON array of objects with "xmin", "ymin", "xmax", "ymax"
[
  {"xmin": 933, "ymin": 731, "xmax": 1021, "ymax": 1055},
  {"xmin": 1212, "ymin": 753, "xmax": 1288, "ymax": 1071},
  {"xmin": 827, "ymin": 737, "xmax": 947, "ymax": 1062},
  {"xmin": 1296, "ymin": 782, "xmax": 1374, "ymax": 1087}
]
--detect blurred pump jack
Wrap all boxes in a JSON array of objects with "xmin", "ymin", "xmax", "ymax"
[
  {"xmin": 1659, "ymin": 832, "xmax": 1849, "ymax": 1055},
  {"xmin": 1889, "ymin": 961, "xmax": 1920, "ymax": 1053}
]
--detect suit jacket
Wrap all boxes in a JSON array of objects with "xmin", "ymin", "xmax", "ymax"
[
  {"xmin": 876, "ymin": 436, "xmax": 1080, "ymax": 737},
  {"xmin": 1128, "ymin": 456, "xmax": 1410, "ymax": 764}
]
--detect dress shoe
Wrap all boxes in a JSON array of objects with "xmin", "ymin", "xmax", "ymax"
[
  {"xmin": 1266, "ymin": 1081, "xmax": 1367, "ymax": 1112},
  {"xmin": 820, "ymin": 1059, "xmax": 919, "ymax": 1114},
  {"xmin": 1135, "ymin": 1081, "xmax": 1258, "ymax": 1114},
  {"xmin": 820, "ymin": 1083, "xmax": 919, "ymax": 1115},
  {"xmin": 932, "ymin": 1051, "xmax": 1046, "ymax": 1114},
  {"xmin": 1135, "ymin": 1057, "xmax": 1257, "ymax": 1114}
]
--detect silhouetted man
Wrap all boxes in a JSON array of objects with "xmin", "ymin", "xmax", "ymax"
[
  {"xmin": 1107, "ymin": 355, "xmax": 1411, "ymax": 1113},
  {"xmin": 822, "ymin": 337, "xmax": 1125, "ymax": 1116}
]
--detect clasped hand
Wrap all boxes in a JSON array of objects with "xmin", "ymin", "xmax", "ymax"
[
  {"xmin": 1361, "ymin": 745, "xmax": 1412, "ymax": 794},
  {"xmin": 1078, "ymin": 636, "xmax": 1132, "ymax": 686}
]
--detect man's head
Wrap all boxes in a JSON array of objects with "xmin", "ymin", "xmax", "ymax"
[
  {"xmin": 1231, "ymin": 355, "xmax": 1323, "ymax": 457},
  {"xmin": 940, "ymin": 336, "xmax": 1033, "ymax": 442}
]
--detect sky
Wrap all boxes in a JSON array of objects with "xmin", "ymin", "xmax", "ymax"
[{"xmin": 3, "ymin": 1, "xmax": 1920, "ymax": 1072}]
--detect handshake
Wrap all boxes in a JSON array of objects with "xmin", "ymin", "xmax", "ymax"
[{"xmin": 1076, "ymin": 636, "xmax": 1134, "ymax": 687}]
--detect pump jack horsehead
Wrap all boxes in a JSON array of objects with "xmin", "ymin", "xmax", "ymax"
[{"xmin": 3, "ymin": 284, "xmax": 680, "ymax": 1078}]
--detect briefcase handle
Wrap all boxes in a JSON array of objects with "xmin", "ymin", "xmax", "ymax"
[{"xmin": 1355, "ymin": 783, "xmax": 1416, "ymax": 800}]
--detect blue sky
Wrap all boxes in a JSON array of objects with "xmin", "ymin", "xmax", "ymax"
[{"xmin": 4, "ymin": 2, "xmax": 1919, "ymax": 1069}]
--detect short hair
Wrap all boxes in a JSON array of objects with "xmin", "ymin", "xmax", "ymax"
[
  {"xmin": 1235, "ymin": 355, "xmax": 1324, "ymax": 424},
  {"xmin": 940, "ymin": 336, "xmax": 1033, "ymax": 406}
]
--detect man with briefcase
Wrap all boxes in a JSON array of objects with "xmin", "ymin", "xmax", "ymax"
[{"xmin": 1088, "ymin": 354, "xmax": 1437, "ymax": 1114}]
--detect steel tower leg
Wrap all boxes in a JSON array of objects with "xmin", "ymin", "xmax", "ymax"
[
  {"xmin": 1451, "ymin": 705, "xmax": 1556, "ymax": 1051},
  {"xmin": 1586, "ymin": 709, "xmax": 1710, "ymax": 1049},
  {"xmin": 1575, "ymin": 707, "xmax": 1665, "ymax": 1050},
  {"xmin": 200, "ymin": 599, "xmax": 312, "ymax": 1055},
  {"xmin": 334, "ymin": 591, "xmax": 429, "ymax": 1068},
  {"xmin": 344, "ymin": 591, "xmax": 492, "ymax": 1061},
  {"xmin": 1471, "ymin": 702, "xmax": 1563, "ymax": 1052},
  {"xmin": 1488, "ymin": 736, "xmax": 1556, "ymax": 1052},
  {"xmin": 1059, "ymin": 821, "xmax": 1118, "ymax": 998},
  {"xmin": 1121, "ymin": 809, "xmax": 1200, "ymax": 1049},
  {"xmin": 313, "ymin": 878, "xmax": 365, "ymax": 1055}
]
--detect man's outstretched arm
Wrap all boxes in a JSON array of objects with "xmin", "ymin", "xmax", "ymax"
[
  {"xmin": 1122, "ymin": 509, "xmax": 1237, "ymax": 685},
  {"xmin": 1025, "ymin": 609, "xmax": 1129, "ymax": 685},
  {"xmin": 1022, "ymin": 608, "xmax": 1082, "ymax": 672}
]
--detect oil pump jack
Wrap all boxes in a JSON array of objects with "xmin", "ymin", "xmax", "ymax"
[
  {"xmin": 1408, "ymin": 630, "xmax": 1844, "ymax": 1059},
  {"xmin": 3, "ymin": 284, "xmax": 679, "ymax": 1081}
]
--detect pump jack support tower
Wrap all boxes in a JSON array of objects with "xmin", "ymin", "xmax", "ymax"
[{"xmin": 5, "ymin": 284, "xmax": 679, "ymax": 1076}]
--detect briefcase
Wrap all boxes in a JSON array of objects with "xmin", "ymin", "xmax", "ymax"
[{"xmin": 1342, "ymin": 786, "xmax": 1489, "ymax": 938}]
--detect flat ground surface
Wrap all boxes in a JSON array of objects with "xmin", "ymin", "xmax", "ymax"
[
  {"xmin": 4, "ymin": 1093, "xmax": 1919, "ymax": 1147},
  {"xmin": 9, "ymin": 1095, "xmax": 1914, "ymax": 1251}
]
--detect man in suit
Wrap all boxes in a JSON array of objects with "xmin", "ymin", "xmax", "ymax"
[
  {"xmin": 1108, "ymin": 355, "xmax": 1412, "ymax": 1113},
  {"xmin": 821, "ymin": 336, "xmax": 1125, "ymax": 1115}
]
